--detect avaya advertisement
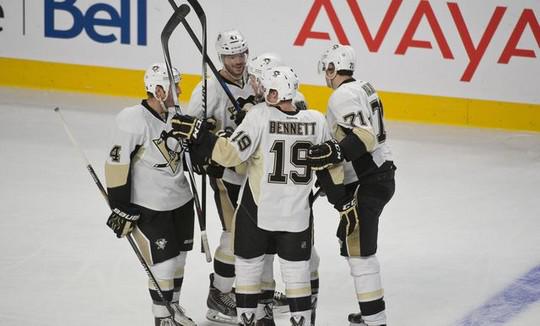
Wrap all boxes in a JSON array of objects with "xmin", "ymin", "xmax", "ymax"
[{"xmin": 1, "ymin": 0, "xmax": 539, "ymax": 104}]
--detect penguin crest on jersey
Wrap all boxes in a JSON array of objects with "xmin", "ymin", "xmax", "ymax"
[{"xmin": 152, "ymin": 131, "xmax": 181, "ymax": 173}]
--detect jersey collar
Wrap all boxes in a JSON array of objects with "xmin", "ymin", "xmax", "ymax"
[
  {"xmin": 141, "ymin": 100, "xmax": 168, "ymax": 123},
  {"xmin": 337, "ymin": 77, "xmax": 356, "ymax": 89}
]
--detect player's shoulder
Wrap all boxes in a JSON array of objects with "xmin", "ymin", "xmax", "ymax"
[
  {"xmin": 302, "ymin": 108, "xmax": 326, "ymax": 121},
  {"xmin": 245, "ymin": 102, "xmax": 269, "ymax": 118},
  {"xmin": 116, "ymin": 103, "xmax": 146, "ymax": 134},
  {"xmin": 356, "ymin": 79, "xmax": 378, "ymax": 97}
]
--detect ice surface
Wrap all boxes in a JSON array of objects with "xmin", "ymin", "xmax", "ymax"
[{"xmin": 1, "ymin": 87, "xmax": 539, "ymax": 325}]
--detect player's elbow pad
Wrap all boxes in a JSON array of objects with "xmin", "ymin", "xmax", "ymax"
[{"xmin": 340, "ymin": 127, "xmax": 376, "ymax": 161}]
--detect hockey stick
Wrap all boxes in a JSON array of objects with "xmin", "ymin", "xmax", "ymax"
[
  {"xmin": 166, "ymin": 0, "xmax": 241, "ymax": 113},
  {"xmin": 161, "ymin": 4, "xmax": 212, "ymax": 263},
  {"xmin": 184, "ymin": 0, "xmax": 208, "ymax": 257},
  {"xmin": 54, "ymin": 107, "xmax": 182, "ymax": 326}
]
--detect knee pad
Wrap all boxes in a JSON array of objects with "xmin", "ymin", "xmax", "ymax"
[
  {"xmin": 151, "ymin": 256, "xmax": 177, "ymax": 287},
  {"xmin": 348, "ymin": 255, "xmax": 380, "ymax": 277},
  {"xmin": 236, "ymin": 255, "xmax": 265, "ymax": 294},
  {"xmin": 215, "ymin": 231, "xmax": 234, "ymax": 264},
  {"xmin": 309, "ymin": 248, "xmax": 320, "ymax": 277},
  {"xmin": 348, "ymin": 255, "xmax": 383, "ymax": 302},
  {"xmin": 279, "ymin": 258, "xmax": 310, "ymax": 298},
  {"xmin": 261, "ymin": 254, "xmax": 275, "ymax": 289},
  {"xmin": 175, "ymin": 251, "xmax": 187, "ymax": 279}
]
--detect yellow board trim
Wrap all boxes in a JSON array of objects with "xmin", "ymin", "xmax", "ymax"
[
  {"xmin": 1, "ymin": 57, "xmax": 539, "ymax": 132},
  {"xmin": 0, "ymin": 57, "xmax": 200, "ymax": 102}
]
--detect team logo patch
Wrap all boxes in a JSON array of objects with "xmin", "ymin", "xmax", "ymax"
[
  {"xmin": 153, "ymin": 131, "xmax": 181, "ymax": 173},
  {"xmin": 155, "ymin": 238, "xmax": 168, "ymax": 250},
  {"xmin": 301, "ymin": 241, "xmax": 307, "ymax": 249}
]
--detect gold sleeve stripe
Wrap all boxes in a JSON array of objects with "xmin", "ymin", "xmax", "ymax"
[
  {"xmin": 105, "ymin": 162, "xmax": 129, "ymax": 188},
  {"xmin": 212, "ymin": 137, "xmax": 244, "ymax": 167},
  {"xmin": 357, "ymin": 288, "xmax": 384, "ymax": 301},
  {"xmin": 235, "ymin": 161, "xmax": 248, "ymax": 175},
  {"xmin": 328, "ymin": 164, "xmax": 344, "ymax": 185},
  {"xmin": 351, "ymin": 126, "xmax": 377, "ymax": 152},
  {"xmin": 247, "ymin": 147, "xmax": 264, "ymax": 205}
]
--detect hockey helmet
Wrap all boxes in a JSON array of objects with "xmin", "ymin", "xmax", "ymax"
[
  {"xmin": 318, "ymin": 44, "xmax": 356, "ymax": 74},
  {"xmin": 215, "ymin": 30, "xmax": 249, "ymax": 56},
  {"xmin": 262, "ymin": 66, "xmax": 298, "ymax": 104},
  {"xmin": 248, "ymin": 53, "xmax": 282, "ymax": 82},
  {"xmin": 144, "ymin": 63, "xmax": 180, "ymax": 99}
]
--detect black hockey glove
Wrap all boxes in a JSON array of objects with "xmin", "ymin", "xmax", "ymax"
[
  {"xmin": 204, "ymin": 129, "xmax": 231, "ymax": 178},
  {"xmin": 171, "ymin": 114, "xmax": 210, "ymax": 144},
  {"xmin": 205, "ymin": 161, "xmax": 224, "ymax": 178},
  {"xmin": 335, "ymin": 196, "xmax": 359, "ymax": 236},
  {"xmin": 230, "ymin": 103, "xmax": 253, "ymax": 126},
  {"xmin": 307, "ymin": 139, "xmax": 344, "ymax": 170},
  {"xmin": 106, "ymin": 206, "xmax": 140, "ymax": 238},
  {"xmin": 295, "ymin": 100, "xmax": 308, "ymax": 111},
  {"xmin": 204, "ymin": 116, "xmax": 218, "ymax": 132}
]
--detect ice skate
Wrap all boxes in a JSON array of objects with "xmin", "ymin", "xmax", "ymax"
[
  {"xmin": 255, "ymin": 299, "xmax": 275, "ymax": 326},
  {"xmin": 206, "ymin": 274, "xmax": 237, "ymax": 324},
  {"xmin": 272, "ymin": 290, "xmax": 289, "ymax": 313},
  {"xmin": 348, "ymin": 312, "xmax": 367, "ymax": 326}
]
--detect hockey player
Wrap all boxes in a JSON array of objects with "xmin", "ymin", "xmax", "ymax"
[
  {"xmin": 105, "ymin": 63, "xmax": 197, "ymax": 326},
  {"xmin": 307, "ymin": 44, "xmax": 396, "ymax": 326},
  {"xmin": 171, "ymin": 66, "xmax": 330, "ymax": 326},
  {"xmin": 185, "ymin": 29, "xmax": 256, "ymax": 325},
  {"xmin": 247, "ymin": 54, "xmax": 320, "ymax": 326}
]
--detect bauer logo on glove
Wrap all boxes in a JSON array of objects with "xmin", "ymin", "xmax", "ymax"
[{"xmin": 107, "ymin": 207, "xmax": 140, "ymax": 238}]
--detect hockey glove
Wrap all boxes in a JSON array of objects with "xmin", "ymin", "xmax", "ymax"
[
  {"xmin": 230, "ymin": 103, "xmax": 253, "ymax": 126},
  {"xmin": 336, "ymin": 196, "xmax": 359, "ymax": 236},
  {"xmin": 206, "ymin": 160, "xmax": 225, "ymax": 178},
  {"xmin": 307, "ymin": 139, "xmax": 344, "ymax": 170},
  {"xmin": 171, "ymin": 114, "xmax": 209, "ymax": 144},
  {"xmin": 204, "ymin": 116, "xmax": 218, "ymax": 132},
  {"xmin": 106, "ymin": 207, "xmax": 140, "ymax": 238}
]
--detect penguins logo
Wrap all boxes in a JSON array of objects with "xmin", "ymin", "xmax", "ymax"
[{"xmin": 152, "ymin": 130, "xmax": 182, "ymax": 173}]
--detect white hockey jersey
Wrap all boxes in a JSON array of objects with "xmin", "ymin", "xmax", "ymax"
[
  {"xmin": 186, "ymin": 74, "xmax": 256, "ymax": 185},
  {"xmin": 326, "ymin": 79, "xmax": 393, "ymax": 184},
  {"xmin": 105, "ymin": 101, "xmax": 192, "ymax": 211},
  {"xmin": 211, "ymin": 104, "xmax": 331, "ymax": 232}
]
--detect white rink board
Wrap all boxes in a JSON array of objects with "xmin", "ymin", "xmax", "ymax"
[{"xmin": 1, "ymin": 0, "xmax": 539, "ymax": 104}]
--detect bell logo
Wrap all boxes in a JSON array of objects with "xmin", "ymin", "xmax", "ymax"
[{"xmin": 44, "ymin": 0, "xmax": 147, "ymax": 45}]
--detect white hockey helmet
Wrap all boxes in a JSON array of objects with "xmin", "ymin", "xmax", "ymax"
[
  {"xmin": 262, "ymin": 66, "xmax": 298, "ymax": 103},
  {"xmin": 318, "ymin": 44, "xmax": 356, "ymax": 74},
  {"xmin": 215, "ymin": 30, "xmax": 249, "ymax": 56},
  {"xmin": 247, "ymin": 53, "xmax": 282, "ymax": 82},
  {"xmin": 144, "ymin": 63, "xmax": 180, "ymax": 98}
]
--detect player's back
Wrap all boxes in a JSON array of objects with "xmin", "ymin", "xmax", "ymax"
[{"xmin": 238, "ymin": 104, "xmax": 330, "ymax": 232}]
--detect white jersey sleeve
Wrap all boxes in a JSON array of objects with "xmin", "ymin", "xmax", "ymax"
[{"xmin": 326, "ymin": 80, "xmax": 393, "ymax": 184}]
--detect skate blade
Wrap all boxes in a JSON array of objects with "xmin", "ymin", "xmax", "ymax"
[{"xmin": 206, "ymin": 309, "xmax": 238, "ymax": 325}]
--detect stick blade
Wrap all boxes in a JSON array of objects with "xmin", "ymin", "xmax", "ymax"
[{"xmin": 160, "ymin": 4, "xmax": 191, "ymax": 44}]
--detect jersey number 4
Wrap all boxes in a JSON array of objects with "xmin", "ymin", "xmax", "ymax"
[{"xmin": 268, "ymin": 140, "xmax": 312, "ymax": 185}]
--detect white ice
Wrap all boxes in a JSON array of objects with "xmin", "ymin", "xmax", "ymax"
[{"xmin": 1, "ymin": 87, "xmax": 539, "ymax": 326}]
